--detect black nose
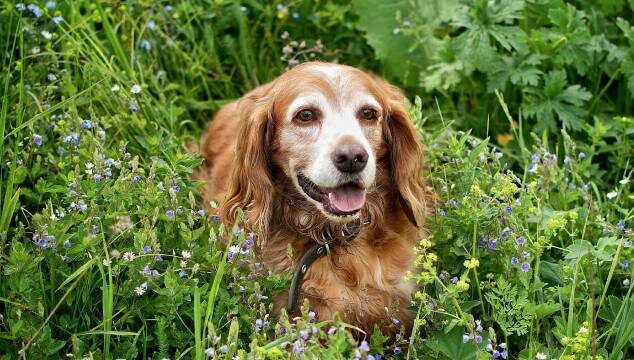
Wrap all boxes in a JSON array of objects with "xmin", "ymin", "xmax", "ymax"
[{"xmin": 331, "ymin": 143, "xmax": 368, "ymax": 173}]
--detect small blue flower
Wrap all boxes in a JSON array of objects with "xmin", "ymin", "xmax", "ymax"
[
  {"xmin": 523, "ymin": 251, "xmax": 531, "ymax": 258},
  {"xmin": 622, "ymin": 260, "xmax": 629, "ymax": 270},
  {"xmin": 359, "ymin": 340, "xmax": 370, "ymax": 352},
  {"xmin": 146, "ymin": 20, "xmax": 156, "ymax": 30},
  {"xmin": 27, "ymin": 4, "xmax": 42, "ymax": 18},
  {"xmin": 618, "ymin": 219, "xmax": 626, "ymax": 231},
  {"xmin": 488, "ymin": 239, "xmax": 497, "ymax": 251},
  {"xmin": 46, "ymin": 1, "xmax": 56, "ymax": 9},
  {"xmin": 462, "ymin": 334, "xmax": 470, "ymax": 343},
  {"xmin": 142, "ymin": 245, "xmax": 151, "ymax": 254},
  {"xmin": 503, "ymin": 205, "xmax": 512, "ymax": 214},
  {"xmin": 143, "ymin": 265, "xmax": 152, "ymax": 276},
  {"xmin": 197, "ymin": 209, "xmax": 205, "ymax": 217},
  {"xmin": 393, "ymin": 347, "xmax": 401, "ymax": 355},
  {"xmin": 450, "ymin": 276, "xmax": 458, "ymax": 284},
  {"xmin": 439, "ymin": 209, "xmax": 446, "ymax": 217},
  {"xmin": 179, "ymin": 270, "xmax": 186, "ymax": 278},
  {"xmin": 164, "ymin": 4, "xmax": 174, "ymax": 12},
  {"xmin": 133, "ymin": 175, "xmax": 141, "ymax": 182},
  {"xmin": 245, "ymin": 237, "xmax": 254, "ymax": 249},
  {"xmin": 511, "ymin": 257, "xmax": 519, "ymax": 266},
  {"xmin": 64, "ymin": 239, "xmax": 71, "ymax": 249},
  {"xmin": 38, "ymin": 238, "xmax": 48, "ymax": 249},
  {"xmin": 516, "ymin": 236, "xmax": 526, "ymax": 245},
  {"xmin": 530, "ymin": 153, "xmax": 541, "ymax": 164},
  {"xmin": 81, "ymin": 119, "xmax": 92, "ymax": 129},
  {"xmin": 52, "ymin": 16, "xmax": 64, "ymax": 24},
  {"xmin": 140, "ymin": 40, "xmax": 151, "ymax": 51},
  {"xmin": 93, "ymin": 174, "xmax": 101, "ymax": 182},
  {"xmin": 129, "ymin": 99, "xmax": 139, "ymax": 113},
  {"xmin": 165, "ymin": 210, "xmax": 175, "ymax": 219},
  {"xmin": 474, "ymin": 335, "xmax": 482, "ymax": 343},
  {"xmin": 439, "ymin": 273, "xmax": 446, "ymax": 280},
  {"xmin": 33, "ymin": 134, "xmax": 43, "ymax": 146},
  {"xmin": 291, "ymin": 12, "xmax": 300, "ymax": 19},
  {"xmin": 61, "ymin": 255, "xmax": 69, "ymax": 262},
  {"xmin": 528, "ymin": 163, "xmax": 538, "ymax": 173},
  {"xmin": 578, "ymin": 152, "xmax": 586, "ymax": 159},
  {"xmin": 392, "ymin": 318, "xmax": 400, "ymax": 326},
  {"xmin": 292, "ymin": 340, "xmax": 304, "ymax": 354},
  {"xmin": 500, "ymin": 227, "xmax": 511, "ymax": 240},
  {"xmin": 521, "ymin": 262, "xmax": 530, "ymax": 272},
  {"xmin": 91, "ymin": 226, "xmax": 100, "ymax": 234},
  {"xmin": 78, "ymin": 200, "xmax": 87, "ymax": 212},
  {"xmin": 16, "ymin": 3, "xmax": 26, "ymax": 11}
]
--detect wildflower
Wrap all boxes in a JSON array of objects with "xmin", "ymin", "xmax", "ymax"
[
  {"xmin": 41, "ymin": 31, "xmax": 52, "ymax": 40},
  {"xmin": 536, "ymin": 353, "xmax": 548, "ymax": 360},
  {"xmin": 439, "ymin": 209, "xmax": 446, "ymax": 217},
  {"xmin": 16, "ymin": 3, "xmax": 26, "ymax": 11},
  {"xmin": 181, "ymin": 250, "xmax": 192, "ymax": 259},
  {"xmin": 27, "ymin": 4, "xmax": 42, "ymax": 18},
  {"xmin": 81, "ymin": 119, "xmax": 92, "ymax": 129},
  {"xmin": 474, "ymin": 335, "xmax": 483, "ymax": 343},
  {"xmin": 392, "ymin": 28, "xmax": 402, "ymax": 35},
  {"xmin": 61, "ymin": 255, "xmax": 69, "ymax": 262},
  {"xmin": 464, "ymin": 258, "xmax": 480, "ymax": 269},
  {"xmin": 93, "ymin": 174, "xmax": 101, "ymax": 182},
  {"xmin": 523, "ymin": 251, "xmax": 531, "ymax": 258},
  {"xmin": 133, "ymin": 282, "xmax": 147, "ymax": 296},
  {"xmin": 359, "ymin": 340, "xmax": 370, "ymax": 352},
  {"xmin": 129, "ymin": 99, "xmax": 138, "ymax": 113},
  {"xmin": 47, "ymin": 73, "xmax": 57, "ymax": 81},
  {"xmin": 521, "ymin": 262, "xmax": 530, "ymax": 272},
  {"xmin": 164, "ymin": 4, "xmax": 174, "ymax": 12},
  {"xmin": 511, "ymin": 257, "xmax": 519, "ymax": 265},
  {"xmin": 171, "ymin": 185, "xmax": 180, "ymax": 192},
  {"xmin": 463, "ymin": 334, "xmax": 470, "ymax": 343},
  {"xmin": 488, "ymin": 239, "xmax": 497, "ymax": 251},
  {"xmin": 624, "ymin": 279, "xmax": 631, "ymax": 287},
  {"xmin": 622, "ymin": 260, "xmax": 629, "ymax": 270},
  {"xmin": 142, "ymin": 246, "xmax": 151, "ymax": 254},
  {"xmin": 618, "ymin": 219, "xmax": 626, "ymax": 231},
  {"xmin": 504, "ymin": 205, "xmax": 512, "ymax": 214},
  {"xmin": 143, "ymin": 265, "xmax": 152, "ymax": 277},
  {"xmin": 52, "ymin": 16, "xmax": 64, "ymax": 24},
  {"xmin": 140, "ymin": 40, "xmax": 151, "ymax": 51},
  {"xmin": 102, "ymin": 259, "xmax": 111, "ymax": 267},
  {"xmin": 450, "ymin": 276, "xmax": 458, "ymax": 283},
  {"xmin": 291, "ymin": 12, "xmax": 300, "ymax": 19},
  {"xmin": 292, "ymin": 340, "xmax": 304, "ymax": 354},
  {"xmin": 530, "ymin": 153, "xmax": 541, "ymax": 164},
  {"xmin": 204, "ymin": 347, "xmax": 215, "ymax": 357},
  {"xmin": 495, "ymin": 151, "xmax": 503, "ymax": 159},
  {"xmin": 122, "ymin": 252, "xmax": 136, "ymax": 262},
  {"xmin": 111, "ymin": 85, "xmax": 120, "ymax": 92},
  {"xmin": 46, "ymin": 1, "xmax": 56, "ymax": 9},
  {"xmin": 456, "ymin": 280, "xmax": 469, "ymax": 291},
  {"xmin": 501, "ymin": 227, "xmax": 511, "ymax": 240},
  {"xmin": 227, "ymin": 245, "xmax": 241, "ymax": 260},
  {"xmin": 578, "ymin": 152, "xmax": 586, "ymax": 159},
  {"xmin": 179, "ymin": 270, "xmax": 186, "ymax": 278},
  {"xmin": 276, "ymin": 4, "xmax": 288, "ymax": 19},
  {"xmin": 130, "ymin": 84, "xmax": 142, "ymax": 94},
  {"xmin": 620, "ymin": 178, "xmax": 629, "ymax": 185},
  {"xmin": 33, "ymin": 134, "xmax": 43, "ymax": 146},
  {"xmin": 78, "ymin": 200, "xmax": 87, "ymax": 212},
  {"xmin": 146, "ymin": 20, "xmax": 156, "ymax": 30},
  {"xmin": 64, "ymin": 239, "xmax": 71, "ymax": 249},
  {"xmin": 155, "ymin": 70, "xmax": 165, "ymax": 80},
  {"xmin": 516, "ymin": 236, "xmax": 526, "ymax": 245},
  {"xmin": 528, "ymin": 163, "xmax": 538, "ymax": 173},
  {"xmin": 165, "ymin": 210, "xmax": 175, "ymax": 219}
]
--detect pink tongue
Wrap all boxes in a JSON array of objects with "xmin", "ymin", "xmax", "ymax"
[{"xmin": 327, "ymin": 186, "xmax": 366, "ymax": 212}]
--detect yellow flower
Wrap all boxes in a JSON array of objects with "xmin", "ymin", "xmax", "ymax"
[
  {"xmin": 464, "ymin": 258, "xmax": 480, "ymax": 269},
  {"xmin": 496, "ymin": 132, "xmax": 514, "ymax": 146},
  {"xmin": 456, "ymin": 280, "xmax": 470, "ymax": 291}
]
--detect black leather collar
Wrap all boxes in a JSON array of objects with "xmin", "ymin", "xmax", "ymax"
[{"xmin": 286, "ymin": 219, "xmax": 363, "ymax": 314}]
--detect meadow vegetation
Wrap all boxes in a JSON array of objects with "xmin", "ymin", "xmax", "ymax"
[{"xmin": 1, "ymin": 1, "xmax": 633, "ymax": 359}]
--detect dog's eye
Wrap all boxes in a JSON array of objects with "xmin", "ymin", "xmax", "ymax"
[
  {"xmin": 359, "ymin": 107, "xmax": 378, "ymax": 121},
  {"xmin": 295, "ymin": 109, "xmax": 317, "ymax": 123}
]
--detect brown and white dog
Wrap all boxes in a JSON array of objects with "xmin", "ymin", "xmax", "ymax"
[{"xmin": 196, "ymin": 62, "xmax": 429, "ymax": 335}]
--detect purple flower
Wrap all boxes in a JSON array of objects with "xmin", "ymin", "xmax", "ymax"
[
  {"xmin": 439, "ymin": 272, "xmax": 446, "ymax": 280},
  {"xmin": 622, "ymin": 260, "xmax": 629, "ymax": 270},
  {"xmin": 618, "ymin": 219, "xmax": 626, "ymax": 231},
  {"xmin": 142, "ymin": 245, "xmax": 151, "ymax": 254},
  {"xmin": 292, "ymin": 340, "xmax": 304, "ymax": 354},
  {"xmin": 27, "ymin": 4, "xmax": 42, "ymax": 18},
  {"xmin": 462, "ymin": 334, "xmax": 470, "ymax": 343},
  {"xmin": 52, "ymin": 16, "xmax": 63, "ymax": 24},
  {"xmin": 81, "ymin": 119, "xmax": 92, "ymax": 129},
  {"xmin": 503, "ymin": 205, "xmax": 512, "ymax": 214},
  {"xmin": 171, "ymin": 185, "xmax": 180, "ymax": 193},
  {"xmin": 393, "ymin": 318, "xmax": 400, "ymax": 326},
  {"xmin": 439, "ymin": 210, "xmax": 446, "ymax": 217},
  {"xmin": 146, "ymin": 20, "xmax": 156, "ymax": 29},
  {"xmin": 393, "ymin": 347, "xmax": 401, "ymax": 355},
  {"xmin": 511, "ymin": 257, "xmax": 519, "ymax": 265},
  {"xmin": 143, "ymin": 265, "xmax": 152, "ymax": 276},
  {"xmin": 474, "ymin": 335, "xmax": 483, "ymax": 343},
  {"xmin": 179, "ymin": 270, "xmax": 186, "ymax": 278},
  {"xmin": 521, "ymin": 262, "xmax": 530, "ymax": 272},
  {"xmin": 563, "ymin": 156, "xmax": 570, "ymax": 165},
  {"xmin": 129, "ymin": 99, "xmax": 138, "ymax": 113},
  {"xmin": 198, "ymin": 209, "xmax": 205, "ymax": 216},
  {"xmin": 64, "ymin": 239, "xmax": 71, "ymax": 249},
  {"xmin": 488, "ymin": 239, "xmax": 497, "ymax": 251},
  {"xmin": 501, "ymin": 227, "xmax": 511, "ymax": 240},
  {"xmin": 300, "ymin": 330, "xmax": 309, "ymax": 340},
  {"xmin": 530, "ymin": 153, "xmax": 541, "ymax": 164},
  {"xmin": 165, "ymin": 210, "xmax": 175, "ymax": 219},
  {"xmin": 133, "ymin": 175, "xmax": 141, "ymax": 182},
  {"xmin": 93, "ymin": 174, "xmax": 102, "ymax": 182},
  {"xmin": 359, "ymin": 340, "xmax": 370, "ymax": 352},
  {"xmin": 516, "ymin": 236, "xmax": 526, "ymax": 245},
  {"xmin": 38, "ymin": 238, "xmax": 48, "ymax": 249},
  {"xmin": 451, "ymin": 276, "xmax": 458, "ymax": 284},
  {"xmin": 33, "ymin": 134, "xmax": 43, "ymax": 146}
]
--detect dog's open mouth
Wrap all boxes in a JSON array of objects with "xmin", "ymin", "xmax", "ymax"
[{"xmin": 297, "ymin": 173, "xmax": 366, "ymax": 216}]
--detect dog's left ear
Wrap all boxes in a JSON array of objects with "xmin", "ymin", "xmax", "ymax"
[{"xmin": 380, "ymin": 82, "xmax": 428, "ymax": 228}]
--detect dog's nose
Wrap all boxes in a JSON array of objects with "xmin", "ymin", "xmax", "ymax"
[{"xmin": 331, "ymin": 143, "xmax": 368, "ymax": 173}]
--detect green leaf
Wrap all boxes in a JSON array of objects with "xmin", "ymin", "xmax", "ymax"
[{"xmin": 425, "ymin": 326, "xmax": 477, "ymax": 360}]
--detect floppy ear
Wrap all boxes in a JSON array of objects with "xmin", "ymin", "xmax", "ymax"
[
  {"xmin": 381, "ymin": 84, "xmax": 428, "ymax": 228},
  {"xmin": 220, "ymin": 86, "xmax": 275, "ymax": 232}
]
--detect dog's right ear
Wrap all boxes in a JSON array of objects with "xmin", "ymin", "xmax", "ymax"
[{"xmin": 220, "ymin": 85, "xmax": 275, "ymax": 232}]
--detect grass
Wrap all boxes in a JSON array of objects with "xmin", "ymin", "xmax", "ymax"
[{"xmin": 0, "ymin": 1, "xmax": 633, "ymax": 359}]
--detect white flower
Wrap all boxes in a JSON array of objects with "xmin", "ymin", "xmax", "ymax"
[
  {"xmin": 130, "ymin": 84, "xmax": 142, "ymax": 94},
  {"xmin": 41, "ymin": 30, "xmax": 52, "ymax": 40},
  {"xmin": 607, "ymin": 191, "xmax": 618, "ymax": 199},
  {"xmin": 180, "ymin": 260, "xmax": 187, "ymax": 268},
  {"xmin": 536, "ymin": 353, "xmax": 548, "ymax": 360},
  {"xmin": 204, "ymin": 347, "xmax": 215, "ymax": 357},
  {"xmin": 181, "ymin": 250, "xmax": 192, "ymax": 259},
  {"xmin": 122, "ymin": 252, "xmax": 136, "ymax": 262},
  {"xmin": 102, "ymin": 259, "xmax": 111, "ymax": 267},
  {"xmin": 133, "ymin": 283, "xmax": 147, "ymax": 296},
  {"xmin": 47, "ymin": 73, "xmax": 57, "ymax": 81},
  {"xmin": 620, "ymin": 178, "xmax": 629, "ymax": 185},
  {"xmin": 578, "ymin": 326, "xmax": 588, "ymax": 334},
  {"xmin": 111, "ymin": 85, "xmax": 120, "ymax": 92},
  {"xmin": 229, "ymin": 245, "xmax": 241, "ymax": 255}
]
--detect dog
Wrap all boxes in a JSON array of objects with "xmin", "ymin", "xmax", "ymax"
[{"xmin": 195, "ymin": 61, "xmax": 429, "ymax": 336}]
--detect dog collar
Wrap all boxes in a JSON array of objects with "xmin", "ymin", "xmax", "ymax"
[{"xmin": 286, "ymin": 219, "xmax": 363, "ymax": 314}]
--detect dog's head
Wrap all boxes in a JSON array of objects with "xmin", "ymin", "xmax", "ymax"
[{"xmin": 221, "ymin": 62, "xmax": 427, "ymax": 231}]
